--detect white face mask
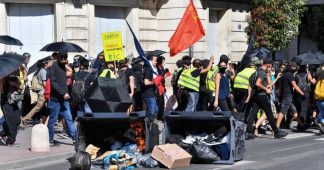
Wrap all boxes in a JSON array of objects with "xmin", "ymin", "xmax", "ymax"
[{"xmin": 271, "ymin": 72, "xmax": 275, "ymax": 76}]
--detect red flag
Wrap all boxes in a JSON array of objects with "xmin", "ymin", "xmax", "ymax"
[{"xmin": 168, "ymin": 0, "xmax": 205, "ymax": 57}]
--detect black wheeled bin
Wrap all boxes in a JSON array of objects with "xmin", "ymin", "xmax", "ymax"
[
  {"xmin": 75, "ymin": 111, "xmax": 159, "ymax": 154},
  {"xmin": 163, "ymin": 111, "xmax": 246, "ymax": 164}
]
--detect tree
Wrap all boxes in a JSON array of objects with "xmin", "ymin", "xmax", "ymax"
[
  {"xmin": 246, "ymin": 0, "xmax": 305, "ymax": 51},
  {"xmin": 302, "ymin": 5, "xmax": 324, "ymax": 52}
]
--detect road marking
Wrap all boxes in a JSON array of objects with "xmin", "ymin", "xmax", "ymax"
[
  {"xmin": 315, "ymin": 138, "xmax": 324, "ymax": 141},
  {"xmin": 213, "ymin": 161, "xmax": 256, "ymax": 170},
  {"xmin": 284, "ymin": 133, "xmax": 315, "ymax": 139}
]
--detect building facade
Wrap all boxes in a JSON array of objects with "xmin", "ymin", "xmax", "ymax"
[{"xmin": 0, "ymin": 0, "xmax": 251, "ymax": 67}]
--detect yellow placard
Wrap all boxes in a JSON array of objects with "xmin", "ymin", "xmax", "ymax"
[{"xmin": 102, "ymin": 31, "xmax": 125, "ymax": 62}]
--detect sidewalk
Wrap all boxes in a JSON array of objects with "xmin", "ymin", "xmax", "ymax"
[{"xmin": 0, "ymin": 124, "xmax": 75, "ymax": 170}]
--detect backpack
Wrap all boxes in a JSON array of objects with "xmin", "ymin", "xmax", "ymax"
[
  {"xmin": 296, "ymin": 73, "xmax": 309, "ymax": 93},
  {"xmin": 71, "ymin": 73, "xmax": 91, "ymax": 103},
  {"xmin": 31, "ymin": 72, "xmax": 44, "ymax": 92},
  {"xmin": 249, "ymin": 70, "xmax": 258, "ymax": 90},
  {"xmin": 248, "ymin": 70, "xmax": 259, "ymax": 97},
  {"xmin": 315, "ymin": 79, "xmax": 324, "ymax": 100},
  {"xmin": 44, "ymin": 79, "xmax": 51, "ymax": 101}
]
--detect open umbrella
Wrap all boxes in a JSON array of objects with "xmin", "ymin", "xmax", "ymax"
[
  {"xmin": 292, "ymin": 51, "xmax": 324, "ymax": 65},
  {"xmin": 144, "ymin": 50, "xmax": 166, "ymax": 58},
  {"xmin": 85, "ymin": 77, "xmax": 133, "ymax": 113},
  {"xmin": 0, "ymin": 53, "xmax": 26, "ymax": 79},
  {"xmin": 0, "ymin": 35, "xmax": 23, "ymax": 46},
  {"xmin": 40, "ymin": 40, "xmax": 85, "ymax": 53},
  {"xmin": 27, "ymin": 56, "xmax": 52, "ymax": 75}
]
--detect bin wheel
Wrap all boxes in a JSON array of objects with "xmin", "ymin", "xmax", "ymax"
[{"xmin": 75, "ymin": 123, "xmax": 86, "ymax": 151}]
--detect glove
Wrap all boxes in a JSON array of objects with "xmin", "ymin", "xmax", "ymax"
[
  {"xmin": 165, "ymin": 71, "xmax": 171, "ymax": 77},
  {"xmin": 157, "ymin": 84, "xmax": 165, "ymax": 96},
  {"xmin": 153, "ymin": 75, "xmax": 163, "ymax": 86}
]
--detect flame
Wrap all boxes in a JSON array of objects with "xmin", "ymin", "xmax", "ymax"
[{"xmin": 130, "ymin": 121, "xmax": 145, "ymax": 152}]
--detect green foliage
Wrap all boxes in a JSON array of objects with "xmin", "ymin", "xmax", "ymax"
[
  {"xmin": 303, "ymin": 5, "xmax": 324, "ymax": 52},
  {"xmin": 246, "ymin": 0, "xmax": 305, "ymax": 51}
]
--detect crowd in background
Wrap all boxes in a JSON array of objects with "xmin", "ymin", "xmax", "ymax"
[{"xmin": 0, "ymin": 50, "xmax": 324, "ymax": 147}]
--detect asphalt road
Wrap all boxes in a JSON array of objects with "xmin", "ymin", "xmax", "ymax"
[{"xmin": 17, "ymin": 128, "xmax": 324, "ymax": 170}]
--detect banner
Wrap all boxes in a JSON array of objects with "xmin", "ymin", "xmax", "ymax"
[
  {"xmin": 168, "ymin": 0, "xmax": 205, "ymax": 57},
  {"xmin": 102, "ymin": 31, "xmax": 125, "ymax": 62}
]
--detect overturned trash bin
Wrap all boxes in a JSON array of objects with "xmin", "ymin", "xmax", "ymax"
[
  {"xmin": 75, "ymin": 111, "xmax": 159, "ymax": 154},
  {"xmin": 163, "ymin": 111, "xmax": 246, "ymax": 165}
]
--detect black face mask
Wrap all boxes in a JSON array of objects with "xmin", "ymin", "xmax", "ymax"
[
  {"xmin": 219, "ymin": 67, "xmax": 226, "ymax": 73},
  {"xmin": 290, "ymin": 68, "xmax": 297, "ymax": 73}
]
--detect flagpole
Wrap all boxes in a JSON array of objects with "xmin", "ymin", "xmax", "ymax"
[{"xmin": 204, "ymin": 32, "xmax": 213, "ymax": 57}]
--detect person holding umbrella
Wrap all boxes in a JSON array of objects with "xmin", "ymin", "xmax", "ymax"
[
  {"xmin": 20, "ymin": 57, "xmax": 52, "ymax": 127},
  {"xmin": 47, "ymin": 52, "xmax": 76, "ymax": 146},
  {"xmin": 0, "ymin": 71, "xmax": 23, "ymax": 146}
]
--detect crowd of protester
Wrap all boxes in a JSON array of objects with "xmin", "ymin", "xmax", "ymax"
[{"xmin": 0, "ymin": 50, "xmax": 324, "ymax": 147}]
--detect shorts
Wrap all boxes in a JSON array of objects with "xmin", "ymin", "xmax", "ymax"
[{"xmin": 280, "ymin": 96, "xmax": 297, "ymax": 115}]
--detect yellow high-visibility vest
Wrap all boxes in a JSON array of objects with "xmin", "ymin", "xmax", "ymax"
[
  {"xmin": 99, "ymin": 69, "xmax": 116, "ymax": 79},
  {"xmin": 206, "ymin": 66, "xmax": 219, "ymax": 91},
  {"xmin": 178, "ymin": 68, "xmax": 200, "ymax": 92},
  {"xmin": 233, "ymin": 67, "xmax": 256, "ymax": 89}
]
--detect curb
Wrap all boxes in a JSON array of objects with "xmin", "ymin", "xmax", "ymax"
[{"xmin": 0, "ymin": 151, "xmax": 75, "ymax": 170}]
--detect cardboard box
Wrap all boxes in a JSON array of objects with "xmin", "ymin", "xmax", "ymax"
[{"xmin": 151, "ymin": 144, "xmax": 192, "ymax": 169}]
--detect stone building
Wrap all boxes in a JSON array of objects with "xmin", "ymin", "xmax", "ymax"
[{"xmin": 0, "ymin": 0, "xmax": 251, "ymax": 67}]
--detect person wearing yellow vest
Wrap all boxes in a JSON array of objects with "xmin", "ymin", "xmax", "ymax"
[
  {"xmin": 178, "ymin": 55, "xmax": 214, "ymax": 112},
  {"xmin": 197, "ymin": 60, "xmax": 216, "ymax": 111},
  {"xmin": 233, "ymin": 57, "xmax": 258, "ymax": 112},
  {"xmin": 99, "ymin": 61, "xmax": 116, "ymax": 79},
  {"xmin": 309, "ymin": 63, "xmax": 324, "ymax": 133}
]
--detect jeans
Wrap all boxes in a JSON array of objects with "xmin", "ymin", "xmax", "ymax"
[
  {"xmin": 143, "ymin": 97, "xmax": 158, "ymax": 121},
  {"xmin": 317, "ymin": 100, "xmax": 324, "ymax": 123},
  {"xmin": 185, "ymin": 91, "xmax": 199, "ymax": 112},
  {"xmin": 48, "ymin": 100, "xmax": 76, "ymax": 142}
]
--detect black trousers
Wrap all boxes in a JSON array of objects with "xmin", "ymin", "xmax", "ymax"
[
  {"xmin": 134, "ymin": 91, "xmax": 143, "ymax": 111},
  {"xmin": 233, "ymin": 88, "xmax": 248, "ymax": 112},
  {"xmin": 1, "ymin": 103, "xmax": 21, "ymax": 144},
  {"xmin": 197, "ymin": 91, "xmax": 213, "ymax": 111},
  {"xmin": 246, "ymin": 95, "xmax": 279, "ymax": 134},
  {"xmin": 156, "ymin": 93, "xmax": 165, "ymax": 120},
  {"xmin": 175, "ymin": 90, "xmax": 188, "ymax": 111}
]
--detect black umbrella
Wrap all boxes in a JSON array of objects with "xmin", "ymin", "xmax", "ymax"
[
  {"xmin": 40, "ymin": 41, "xmax": 85, "ymax": 52},
  {"xmin": 85, "ymin": 77, "xmax": 133, "ymax": 113},
  {"xmin": 292, "ymin": 51, "xmax": 324, "ymax": 65},
  {"xmin": 144, "ymin": 50, "xmax": 166, "ymax": 57},
  {"xmin": 27, "ymin": 56, "xmax": 52, "ymax": 75},
  {"xmin": 0, "ymin": 35, "xmax": 23, "ymax": 46},
  {"xmin": 0, "ymin": 53, "xmax": 26, "ymax": 79}
]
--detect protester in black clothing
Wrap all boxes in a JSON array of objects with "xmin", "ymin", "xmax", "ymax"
[
  {"xmin": 294, "ymin": 65, "xmax": 311, "ymax": 124},
  {"xmin": 156, "ymin": 56, "xmax": 166, "ymax": 120},
  {"xmin": 141, "ymin": 55, "xmax": 158, "ymax": 121},
  {"xmin": 197, "ymin": 59, "xmax": 211, "ymax": 111},
  {"xmin": 174, "ymin": 58, "xmax": 187, "ymax": 111},
  {"xmin": 118, "ymin": 59, "xmax": 136, "ymax": 112},
  {"xmin": 73, "ymin": 60, "xmax": 95, "ymax": 112},
  {"xmin": 246, "ymin": 58, "xmax": 288, "ymax": 139},
  {"xmin": 276, "ymin": 62, "xmax": 306, "ymax": 130},
  {"xmin": 47, "ymin": 53, "xmax": 76, "ymax": 146},
  {"xmin": 0, "ymin": 72, "xmax": 23, "ymax": 146},
  {"xmin": 131, "ymin": 58, "xmax": 144, "ymax": 111}
]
